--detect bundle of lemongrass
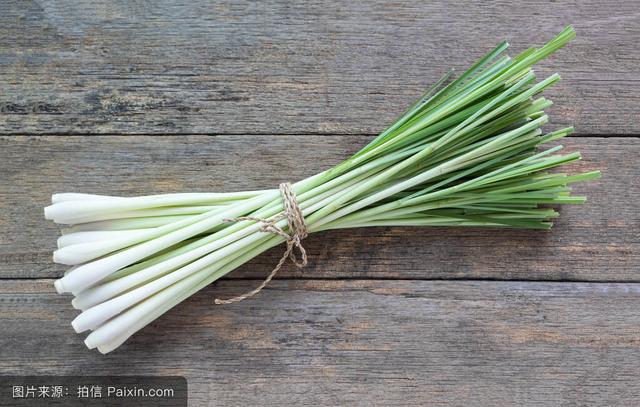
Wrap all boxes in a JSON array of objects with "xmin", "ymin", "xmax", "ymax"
[{"xmin": 46, "ymin": 26, "xmax": 599, "ymax": 353}]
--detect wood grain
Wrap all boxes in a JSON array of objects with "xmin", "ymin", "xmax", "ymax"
[
  {"xmin": 1, "ymin": 0, "xmax": 639, "ymax": 135},
  {"xmin": 1, "ymin": 135, "xmax": 636, "ymax": 281},
  {"xmin": 1, "ymin": 279, "xmax": 640, "ymax": 406},
  {"xmin": 1, "ymin": 2, "xmax": 638, "ymax": 405}
]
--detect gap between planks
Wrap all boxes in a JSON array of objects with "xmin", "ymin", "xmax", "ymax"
[
  {"xmin": 2, "ymin": 133, "xmax": 640, "ymax": 138},
  {"xmin": 3, "ymin": 277, "xmax": 640, "ymax": 285}
]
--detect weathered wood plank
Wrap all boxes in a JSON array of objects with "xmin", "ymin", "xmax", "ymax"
[
  {"xmin": 1, "ymin": 279, "xmax": 640, "ymax": 406},
  {"xmin": 0, "ymin": 135, "xmax": 636, "ymax": 281},
  {"xmin": 1, "ymin": 0, "xmax": 639, "ymax": 134}
]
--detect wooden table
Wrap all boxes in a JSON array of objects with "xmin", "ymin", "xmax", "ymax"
[{"xmin": 1, "ymin": 1, "xmax": 639, "ymax": 405}]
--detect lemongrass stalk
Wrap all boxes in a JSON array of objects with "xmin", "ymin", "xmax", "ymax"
[
  {"xmin": 53, "ymin": 205, "xmax": 230, "ymax": 225},
  {"xmin": 52, "ymin": 193, "xmax": 124, "ymax": 203},
  {"xmin": 57, "ymin": 230, "xmax": 152, "ymax": 249},
  {"xmin": 62, "ymin": 215, "xmax": 192, "ymax": 233},
  {"xmin": 51, "ymin": 191, "xmax": 268, "ymax": 204}
]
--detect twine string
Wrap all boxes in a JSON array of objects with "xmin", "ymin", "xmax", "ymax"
[{"xmin": 214, "ymin": 182, "xmax": 308, "ymax": 305}]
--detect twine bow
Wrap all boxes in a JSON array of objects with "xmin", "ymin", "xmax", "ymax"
[{"xmin": 214, "ymin": 182, "xmax": 308, "ymax": 305}]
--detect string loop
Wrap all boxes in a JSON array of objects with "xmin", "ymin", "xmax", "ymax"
[{"xmin": 214, "ymin": 183, "xmax": 308, "ymax": 305}]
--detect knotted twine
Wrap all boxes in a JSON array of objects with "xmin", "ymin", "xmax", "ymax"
[{"xmin": 214, "ymin": 182, "xmax": 308, "ymax": 305}]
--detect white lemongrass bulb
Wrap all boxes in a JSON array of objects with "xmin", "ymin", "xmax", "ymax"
[
  {"xmin": 52, "ymin": 193, "xmax": 124, "ymax": 203},
  {"xmin": 54, "ymin": 236, "xmax": 150, "ymax": 265},
  {"xmin": 95, "ymin": 314, "xmax": 154, "ymax": 354},
  {"xmin": 57, "ymin": 230, "xmax": 151, "ymax": 249},
  {"xmin": 63, "ymin": 266, "xmax": 78, "ymax": 276}
]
